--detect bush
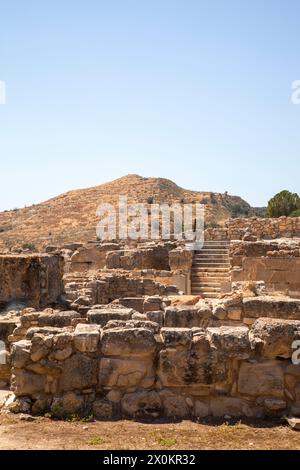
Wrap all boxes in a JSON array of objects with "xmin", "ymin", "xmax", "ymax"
[
  {"xmin": 267, "ymin": 190, "xmax": 300, "ymax": 218},
  {"xmin": 22, "ymin": 243, "xmax": 36, "ymax": 251},
  {"xmin": 290, "ymin": 209, "xmax": 300, "ymax": 217}
]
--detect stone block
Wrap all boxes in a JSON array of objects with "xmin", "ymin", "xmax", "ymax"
[
  {"xmin": 101, "ymin": 328, "xmax": 156, "ymax": 357},
  {"xmin": 238, "ymin": 360, "xmax": 285, "ymax": 398}
]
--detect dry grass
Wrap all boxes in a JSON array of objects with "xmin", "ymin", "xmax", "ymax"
[{"xmin": 0, "ymin": 414, "xmax": 300, "ymax": 450}]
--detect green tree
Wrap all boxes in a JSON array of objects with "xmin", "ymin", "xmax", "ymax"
[{"xmin": 267, "ymin": 190, "xmax": 300, "ymax": 218}]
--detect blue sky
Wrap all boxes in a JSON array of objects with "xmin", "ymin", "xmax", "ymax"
[{"xmin": 0, "ymin": 0, "xmax": 299, "ymax": 211}]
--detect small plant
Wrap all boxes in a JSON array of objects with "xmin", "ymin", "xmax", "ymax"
[
  {"xmin": 67, "ymin": 414, "xmax": 94, "ymax": 423},
  {"xmin": 158, "ymin": 437, "xmax": 177, "ymax": 447},
  {"xmin": 87, "ymin": 436, "xmax": 106, "ymax": 446},
  {"xmin": 22, "ymin": 242, "xmax": 36, "ymax": 251}
]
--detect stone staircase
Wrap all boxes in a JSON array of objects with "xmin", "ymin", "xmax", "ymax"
[{"xmin": 191, "ymin": 240, "xmax": 231, "ymax": 298}]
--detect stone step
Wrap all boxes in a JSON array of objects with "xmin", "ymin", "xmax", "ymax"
[
  {"xmin": 191, "ymin": 283, "xmax": 221, "ymax": 289},
  {"xmin": 192, "ymin": 272, "xmax": 230, "ymax": 277},
  {"xmin": 191, "ymin": 281, "xmax": 223, "ymax": 287},
  {"xmin": 193, "ymin": 263, "xmax": 231, "ymax": 267},
  {"xmin": 192, "ymin": 267, "xmax": 230, "ymax": 273},
  {"xmin": 194, "ymin": 253, "xmax": 229, "ymax": 257},
  {"xmin": 191, "ymin": 291, "xmax": 220, "ymax": 298}
]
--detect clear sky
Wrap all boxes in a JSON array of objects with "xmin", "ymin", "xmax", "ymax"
[{"xmin": 0, "ymin": 0, "xmax": 299, "ymax": 211}]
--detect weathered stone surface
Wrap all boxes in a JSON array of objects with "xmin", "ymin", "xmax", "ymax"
[
  {"xmin": 159, "ymin": 390, "xmax": 190, "ymax": 418},
  {"xmin": 93, "ymin": 398, "xmax": 114, "ymax": 419},
  {"xmin": 207, "ymin": 326, "xmax": 251, "ymax": 359},
  {"xmin": 169, "ymin": 248, "xmax": 193, "ymax": 273},
  {"xmin": 243, "ymin": 297, "xmax": 300, "ymax": 320},
  {"xmin": 194, "ymin": 400, "xmax": 210, "ymax": 418},
  {"xmin": 160, "ymin": 328, "xmax": 193, "ymax": 348},
  {"xmin": 263, "ymin": 398, "xmax": 286, "ymax": 412},
  {"xmin": 0, "ymin": 254, "xmax": 64, "ymax": 309},
  {"xmin": 238, "ymin": 360, "xmax": 285, "ymax": 398},
  {"xmin": 38, "ymin": 311, "xmax": 80, "ymax": 327},
  {"xmin": 11, "ymin": 340, "xmax": 31, "ymax": 368},
  {"xmin": 26, "ymin": 326, "xmax": 68, "ymax": 339},
  {"xmin": 210, "ymin": 396, "xmax": 262, "ymax": 418},
  {"xmin": 250, "ymin": 318, "xmax": 300, "ymax": 358},
  {"xmin": 62, "ymin": 392, "xmax": 84, "ymax": 415},
  {"xmin": 87, "ymin": 308, "xmax": 133, "ymax": 327},
  {"xmin": 99, "ymin": 357, "xmax": 155, "ymax": 390},
  {"xmin": 164, "ymin": 306, "xmax": 211, "ymax": 328},
  {"xmin": 125, "ymin": 320, "xmax": 160, "ymax": 334},
  {"xmin": 101, "ymin": 328, "xmax": 157, "ymax": 357},
  {"xmin": 143, "ymin": 296, "xmax": 163, "ymax": 312},
  {"xmin": 30, "ymin": 334, "xmax": 53, "ymax": 362},
  {"xmin": 13, "ymin": 370, "xmax": 46, "ymax": 396},
  {"xmin": 59, "ymin": 354, "xmax": 98, "ymax": 392},
  {"xmin": 73, "ymin": 323, "xmax": 101, "ymax": 353},
  {"xmin": 146, "ymin": 310, "xmax": 164, "ymax": 326},
  {"xmin": 121, "ymin": 391, "xmax": 162, "ymax": 418},
  {"xmin": 26, "ymin": 360, "xmax": 61, "ymax": 377},
  {"xmin": 118, "ymin": 297, "xmax": 144, "ymax": 313}
]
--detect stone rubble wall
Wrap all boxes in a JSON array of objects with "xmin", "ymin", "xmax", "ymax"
[
  {"xmin": 63, "ymin": 272, "xmax": 178, "ymax": 313},
  {"xmin": 70, "ymin": 242, "xmax": 176, "ymax": 273},
  {"xmin": 205, "ymin": 216, "xmax": 300, "ymax": 241},
  {"xmin": 7, "ymin": 315, "xmax": 300, "ymax": 419},
  {"xmin": 230, "ymin": 240, "xmax": 300, "ymax": 296},
  {"xmin": 0, "ymin": 254, "xmax": 64, "ymax": 310}
]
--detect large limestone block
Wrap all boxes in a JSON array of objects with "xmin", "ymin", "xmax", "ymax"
[
  {"xmin": 210, "ymin": 396, "xmax": 263, "ymax": 418},
  {"xmin": 92, "ymin": 398, "xmax": 114, "ymax": 419},
  {"xmin": 159, "ymin": 390, "xmax": 190, "ymax": 418},
  {"xmin": 38, "ymin": 311, "xmax": 81, "ymax": 327},
  {"xmin": 169, "ymin": 249, "xmax": 193, "ymax": 272},
  {"xmin": 158, "ymin": 334, "xmax": 227, "ymax": 387},
  {"xmin": 74, "ymin": 323, "xmax": 101, "ymax": 353},
  {"xmin": 13, "ymin": 369, "xmax": 46, "ymax": 396},
  {"xmin": 119, "ymin": 297, "xmax": 144, "ymax": 313},
  {"xmin": 164, "ymin": 306, "xmax": 211, "ymax": 328},
  {"xmin": 101, "ymin": 328, "xmax": 157, "ymax": 357},
  {"xmin": 99, "ymin": 356, "xmax": 155, "ymax": 390},
  {"xmin": 62, "ymin": 392, "xmax": 84, "ymax": 415},
  {"xmin": 59, "ymin": 353, "xmax": 97, "ymax": 392},
  {"xmin": 87, "ymin": 308, "xmax": 133, "ymax": 327},
  {"xmin": 160, "ymin": 328, "xmax": 193, "ymax": 348},
  {"xmin": 250, "ymin": 318, "xmax": 300, "ymax": 358},
  {"xmin": 207, "ymin": 326, "xmax": 252, "ymax": 359},
  {"xmin": 121, "ymin": 391, "xmax": 162, "ymax": 418},
  {"xmin": 243, "ymin": 297, "xmax": 300, "ymax": 320},
  {"xmin": 11, "ymin": 340, "xmax": 31, "ymax": 368},
  {"xmin": 238, "ymin": 360, "xmax": 285, "ymax": 398}
]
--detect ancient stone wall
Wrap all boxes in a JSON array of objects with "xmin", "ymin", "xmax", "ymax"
[
  {"xmin": 8, "ymin": 315, "xmax": 300, "ymax": 419},
  {"xmin": 231, "ymin": 240, "xmax": 300, "ymax": 296},
  {"xmin": 106, "ymin": 246, "xmax": 171, "ymax": 271},
  {"xmin": 64, "ymin": 273, "xmax": 178, "ymax": 312},
  {"xmin": 70, "ymin": 243, "xmax": 120, "ymax": 272},
  {"xmin": 0, "ymin": 255, "xmax": 64, "ymax": 310},
  {"xmin": 205, "ymin": 216, "xmax": 300, "ymax": 241},
  {"xmin": 70, "ymin": 242, "xmax": 175, "ymax": 272}
]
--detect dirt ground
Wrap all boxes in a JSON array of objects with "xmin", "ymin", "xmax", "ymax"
[{"xmin": 0, "ymin": 414, "xmax": 300, "ymax": 450}]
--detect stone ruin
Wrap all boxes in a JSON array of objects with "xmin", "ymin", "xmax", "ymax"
[{"xmin": 1, "ymin": 218, "xmax": 300, "ymax": 420}]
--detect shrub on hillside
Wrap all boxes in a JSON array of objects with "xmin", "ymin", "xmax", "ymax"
[{"xmin": 267, "ymin": 190, "xmax": 300, "ymax": 218}]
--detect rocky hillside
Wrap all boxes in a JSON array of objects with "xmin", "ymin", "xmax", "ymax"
[{"xmin": 0, "ymin": 175, "xmax": 262, "ymax": 250}]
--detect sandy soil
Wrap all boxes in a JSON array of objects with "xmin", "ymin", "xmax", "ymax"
[{"xmin": 0, "ymin": 414, "xmax": 300, "ymax": 450}]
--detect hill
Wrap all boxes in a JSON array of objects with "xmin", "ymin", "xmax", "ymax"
[{"xmin": 0, "ymin": 175, "xmax": 263, "ymax": 250}]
